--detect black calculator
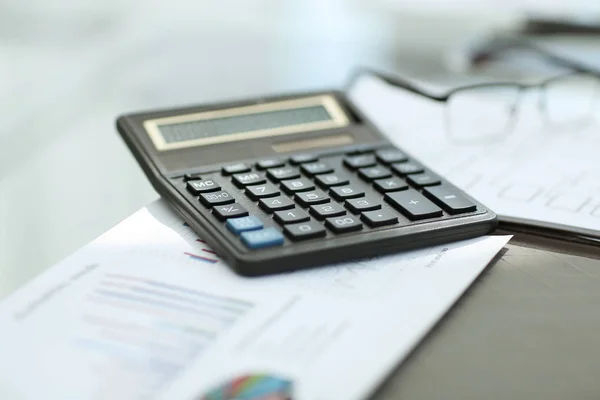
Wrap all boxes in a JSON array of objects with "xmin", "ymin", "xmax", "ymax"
[{"xmin": 117, "ymin": 91, "xmax": 497, "ymax": 276}]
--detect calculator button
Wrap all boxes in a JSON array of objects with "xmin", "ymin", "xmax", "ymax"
[
  {"xmin": 290, "ymin": 154, "xmax": 318, "ymax": 165},
  {"xmin": 343, "ymin": 155, "xmax": 377, "ymax": 170},
  {"xmin": 245, "ymin": 183, "xmax": 280, "ymax": 200},
  {"xmin": 423, "ymin": 185, "xmax": 477, "ymax": 214},
  {"xmin": 325, "ymin": 215, "xmax": 363, "ymax": 233},
  {"xmin": 309, "ymin": 202, "xmax": 346, "ymax": 220},
  {"xmin": 183, "ymin": 173, "xmax": 201, "ymax": 181},
  {"xmin": 358, "ymin": 166, "xmax": 392, "ymax": 181},
  {"xmin": 281, "ymin": 178, "xmax": 315, "ymax": 194},
  {"xmin": 241, "ymin": 228, "xmax": 285, "ymax": 249},
  {"xmin": 406, "ymin": 173, "xmax": 442, "ymax": 188},
  {"xmin": 226, "ymin": 215, "xmax": 264, "ymax": 234},
  {"xmin": 274, "ymin": 208, "xmax": 311, "ymax": 225},
  {"xmin": 267, "ymin": 167, "xmax": 301, "ymax": 182},
  {"xmin": 186, "ymin": 179, "xmax": 221, "ymax": 195},
  {"xmin": 315, "ymin": 173, "xmax": 350, "ymax": 188},
  {"xmin": 361, "ymin": 209, "xmax": 399, "ymax": 227},
  {"xmin": 375, "ymin": 149, "xmax": 408, "ymax": 164},
  {"xmin": 199, "ymin": 191, "xmax": 235, "ymax": 207},
  {"xmin": 284, "ymin": 221, "xmax": 326, "ymax": 240},
  {"xmin": 259, "ymin": 196, "xmax": 295, "ymax": 213},
  {"xmin": 373, "ymin": 178, "xmax": 409, "ymax": 193},
  {"xmin": 385, "ymin": 189, "xmax": 443, "ymax": 220},
  {"xmin": 256, "ymin": 158, "xmax": 285, "ymax": 170},
  {"xmin": 295, "ymin": 190, "xmax": 330, "ymax": 207},
  {"xmin": 222, "ymin": 163, "xmax": 251, "ymax": 175},
  {"xmin": 329, "ymin": 186, "xmax": 365, "ymax": 201},
  {"xmin": 301, "ymin": 162, "xmax": 334, "ymax": 177},
  {"xmin": 232, "ymin": 172, "xmax": 266, "ymax": 187},
  {"xmin": 212, "ymin": 203, "xmax": 249, "ymax": 221},
  {"xmin": 345, "ymin": 197, "xmax": 382, "ymax": 213},
  {"xmin": 392, "ymin": 162, "xmax": 424, "ymax": 176}
]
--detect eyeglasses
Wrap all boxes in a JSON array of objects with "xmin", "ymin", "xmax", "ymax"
[{"xmin": 355, "ymin": 37, "xmax": 600, "ymax": 144}]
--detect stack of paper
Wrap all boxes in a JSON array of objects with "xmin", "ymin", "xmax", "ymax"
[
  {"xmin": 0, "ymin": 200, "xmax": 509, "ymax": 399},
  {"xmin": 349, "ymin": 72, "xmax": 600, "ymax": 238}
]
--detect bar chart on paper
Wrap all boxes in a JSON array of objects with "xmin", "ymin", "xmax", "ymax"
[{"xmin": 71, "ymin": 270, "xmax": 254, "ymax": 399}]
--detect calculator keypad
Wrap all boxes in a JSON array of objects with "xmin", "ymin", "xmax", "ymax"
[{"xmin": 179, "ymin": 146, "xmax": 479, "ymax": 252}]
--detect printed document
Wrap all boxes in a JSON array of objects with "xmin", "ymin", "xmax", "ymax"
[
  {"xmin": 0, "ymin": 200, "xmax": 509, "ymax": 400},
  {"xmin": 349, "ymin": 73, "xmax": 600, "ymax": 237}
]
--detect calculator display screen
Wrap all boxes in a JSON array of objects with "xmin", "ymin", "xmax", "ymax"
[{"xmin": 143, "ymin": 95, "xmax": 350, "ymax": 151}]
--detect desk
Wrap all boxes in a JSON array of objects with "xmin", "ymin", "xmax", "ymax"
[{"xmin": 373, "ymin": 240, "xmax": 600, "ymax": 400}]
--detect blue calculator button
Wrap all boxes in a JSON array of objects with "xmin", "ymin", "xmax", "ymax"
[
  {"xmin": 226, "ymin": 216, "xmax": 264, "ymax": 234},
  {"xmin": 241, "ymin": 228, "xmax": 284, "ymax": 249}
]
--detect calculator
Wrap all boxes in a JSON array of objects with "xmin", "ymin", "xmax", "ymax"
[{"xmin": 117, "ymin": 91, "xmax": 497, "ymax": 275}]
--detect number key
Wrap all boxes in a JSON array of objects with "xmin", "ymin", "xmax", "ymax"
[
  {"xmin": 273, "ymin": 208, "xmax": 311, "ymax": 225},
  {"xmin": 259, "ymin": 196, "xmax": 295, "ymax": 213},
  {"xmin": 295, "ymin": 190, "xmax": 330, "ymax": 207},
  {"xmin": 345, "ymin": 197, "xmax": 381, "ymax": 213},
  {"xmin": 315, "ymin": 173, "xmax": 350, "ymax": 188},
  {"xmin": 330, "ymin": 185, "xmax": 365, "ymax": 201},
  {"xmin": 199, "ymin": 190, "xmax": 235, "ymax": 207},
  {"xmin": 284, "ymin": 220, "xmax": 326, "ymax": 240},
  {"xmin": 325, "ymin": 215, "xmax": 363, "ymax": 233},
  {"xmin": 301, "ymin": 162, "xmax": 334, "ymax": 177},
  {"xmin": 245, "ymin": 183, "xmax": 280, "ymax": 200},
  {"xmin": 309, "ymin": 202, "xmax": 346, "ymax": 220},
  {"xmin": 281, "ymin": 178, "xmax": 315, "ymax": 194}
]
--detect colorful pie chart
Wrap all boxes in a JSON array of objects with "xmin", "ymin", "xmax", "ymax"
[{"xmin": 201, "ymin": 374, "xmax": 293, "ymax": 400}]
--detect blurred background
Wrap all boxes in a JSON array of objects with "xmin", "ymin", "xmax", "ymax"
[{"xmin": 1, "ymin": 0, "xmax": 600, "ymax": 299}]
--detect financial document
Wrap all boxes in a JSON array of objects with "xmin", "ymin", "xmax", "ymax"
[
  {"xmin": 349, "ymin": 73, "xmax": 600, "ymax": 237},
  {"xmin": 0, "ymin": 200, "xmax": 509, "ymax": 400}
]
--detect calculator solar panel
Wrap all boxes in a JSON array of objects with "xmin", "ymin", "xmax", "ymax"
[{"xmin": 117, "ymin": 91, "xmax": 497, "ymax": 275}]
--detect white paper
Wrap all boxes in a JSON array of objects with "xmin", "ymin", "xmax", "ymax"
[
  {"xmin": 349, "ymin": 73, "xmax": 600, "ymax": 237},
  {"xmin": 0, "ymin": 200, "xmax": 510, "ymax": 400}
]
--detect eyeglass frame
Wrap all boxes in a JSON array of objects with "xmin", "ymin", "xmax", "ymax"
[{"xmin": 351, "ymin": 37, "xmax": 600, "ymax": 143}]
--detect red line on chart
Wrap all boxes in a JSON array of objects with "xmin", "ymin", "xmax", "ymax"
[
  {"xmin": 196, "ymin": 239, "xmax": 207, "ymax": 244},
  {"xmin": 184, "ymin": 252, "xmax": 219, "ymax": 264},
  {"xmin": 202, "ymin": 248, "xmax": 218, "ymax": 255}
]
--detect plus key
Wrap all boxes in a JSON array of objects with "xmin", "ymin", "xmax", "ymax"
[{"xmin": 385, "ymin": 189, "xmax": 442, "ymax": 220}]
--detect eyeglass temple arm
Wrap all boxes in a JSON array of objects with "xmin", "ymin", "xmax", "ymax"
[{"xmin": 346, "ymin": 67, "xmax": 448, "ymax": 102}]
